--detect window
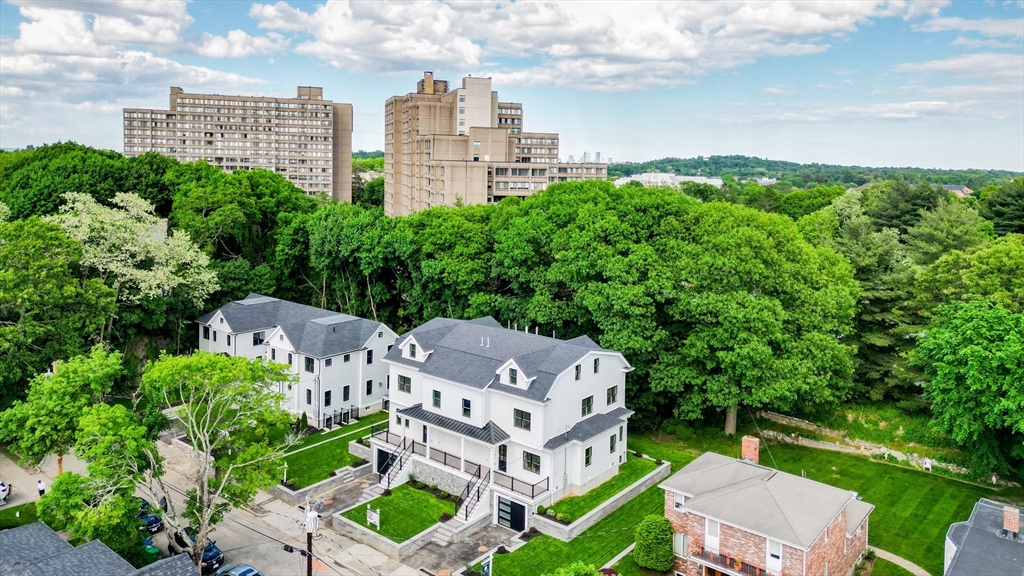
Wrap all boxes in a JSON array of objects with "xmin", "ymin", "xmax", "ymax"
[
  {"xmin": 305, "ymin": 357, "xmax": 314, "ymax": 373},
  {"xmin": 523, "ymin": 451, "xmax": 540, "ymax": 474},
  {"xmin": 575, "ymin": 364, "xmax": 581, "ymax": 381},
  {"xmin": 609, "ymin": 434, "xmax": 616, "ymax": 453},
  {"xmin": 432, "ymin": 390, "xmax": 441, "ymax": 408},
  {"xmin": 674, "ymin": 492, "xmax": 692, "ymax": 509},
  {"xmin": 674, "ymin": 532, "xmax": 688, "ymax": 557},
  {"xmin": 287, "ymin": 353, "xmax": 293, "ymax": 365},
  {"xmin": 462, "ymin": 399, "xmax": 471, "ymax": 418},
  {"xmin": 398, "ymin": 375, "xmax": 411, "ymax": 393},
  {"xmin": 226, "ymin": 335, "xmax": 231, "ymax": 346},
  {"xmin": 607, "ymin": 385, "xmax": 617, "ymax": 404},
  {"xmin": 365, "ymin": 379, "xmax": 373, "ymax": 396},
  {"xmin": 509, "ymin": 368, "xmax": 518, "ymax": 385},
  {"xmin": 324, "ymin": 390, "xmax": 332, "ymax": 407},
  {"xmin": 344, "ymin": 353, "xmax": 350, "ymax": 363},
  {"xmin": 212, "ymin": 330, "xmax": 217, "ymax": 342},
  {"xmin": 378, "ymin": 331, "xmax": 383, "ymax": 338},
  {"xmin": 395, "ymin": 414, "xmax": 401, "ymax": 425},
  {"xmin": 409, "ymin": 343, "xmax": 417, "ymax": 358},
  {"xmin": 343, "ymin": 385, "xmax": 350, "ymax": 402},
  {"xmin": 619, "ymin": 425, "xmax": 623, "ymax": 442},
  {"xmin": 325, "ymin": 358, "xmax": 332, "ymax": 367},
  {"xmin": 405, "ymin": 418, "xmax": 409, "ymax": 428},
  {"xmin": 459, "ymin": 94, "xmax": 465, "ymax": 102},
  {"xmin": 498, "ymin": 444, "xmax": 507, "ymax": 472},
  {"xmin": 366, "ymin": 350, "xmax": 373, "ymax": 365},
  {"xmin": 253, "ymin": 331, "xmax": 265, "ymax": 346},
  {"xmin": 513, "ymin": 409, "xmax": 531, "ymax": 430},
  {"xmin": 768, "ymin": 539, "xmax": 782, "ymax": 561},
  {"xmin": 582, "ymin": 396, "xmax": 593, "ymax": 416},
  {"xmin": 706, "ymin": 518, "xmax": 720, "ymax": 539},
  {"xmin": 203, "ymin": 326, "xmax": 210, "ymax": 340},
  {"xmin": 459, "ymin": 107, "xmax": 465, "ymax": 114},
  {"xmin": 271, "ymin": 348, "xmax": 276, "ymax": 361},
  {"xmin": 594, "ymin": 358, "xmax": 600, "ymax": 373},
  {"xmin": 306, "ymin": 389, "xmax": 312, "ymax": 405},
  {"xmin": 585, "ymin": 447, "xmax": 593, "ymax": 467}
]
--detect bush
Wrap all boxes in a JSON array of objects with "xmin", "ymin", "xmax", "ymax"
[
  {"xmin": 634, "ymin": 515, "xmax": 675, "ymax": 571},
  {"xmin": 439, "ymin": 512, "xmax": 453, "ymax": 522},
  {"xmin": 556, "ymin": 513, "xmax": 569, "ymax": 523},
  {"xmin": 382, "ymin": 488, "xmax": 392, "ymax": 496},
  {"xmin": 536, "ymin": 505, "xmax": 547, "ymax": 515},
  {"xmin": 495, "ymin": 545, "xmax": 509, "ymax": 554},
  {"xmin": 659, "ymin": 419, "xmax": 681, "ymax": 435},
  {"xmin": 865, "ymin": 549, "xmax": 876, "ymax": 560},
  {"xmin": 540, "ymin": 561, "xmax": 601, "ymax": 576},
  {"xmin": 675, "ymin": 426, "xmax": 694, "ymax": 441},
  {"xmin": 546, "ymin": 508, "xmax": 557, "ymax": 517}
]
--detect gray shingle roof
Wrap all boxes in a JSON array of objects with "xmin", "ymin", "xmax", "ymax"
[
  {"xmin": 131, "ymin": 554, "xmax": 199, "ymax": 576},
  {"xmin": 385, "ymin": 317, "xmax": 626, "ymax": 402},
  {"xmin": 946, "ymin": 498, "xmax": 1023, "ymax": 576},
  {"xmin": 660, "ymin": 453, "xmax": 872, "ymax": 549},
  {"xmin": 197, "ymin": 293, "xmax": 383, "ymax": 358},
  {"xmin": 544, "ymin": 407, "xmax": 634, "ymax": 450},
  {"xmin": 398, "ymin": 403, "xmax": 510, "ymax": 444},
  {"xmin": 0, "ymin": 522, "xmax": 136, "ymax": 576}
]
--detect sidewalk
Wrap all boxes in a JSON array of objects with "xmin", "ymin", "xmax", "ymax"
[
  {"xmin": 874, "ymin": 548, "xmax": 931, "ymax": 576},
  {"xmin": 0, "ymin": 450, "xmax": 85, "ymax": 508}
]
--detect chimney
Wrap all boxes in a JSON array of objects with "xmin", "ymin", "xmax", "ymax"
[
  {"xmin": 1005, "ymin": 506, "xmax": 1020, "ymax": 535},
  {"xmin": 741, "ymin": 435, "xmax": 760, "ymax": 465}
]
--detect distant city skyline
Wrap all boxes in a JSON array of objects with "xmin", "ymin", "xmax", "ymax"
[{"xmin": 1, "ymin": 0, "xmax": 1022, "ymax": 171}]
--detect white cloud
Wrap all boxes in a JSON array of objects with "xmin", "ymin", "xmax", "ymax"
[
  {"xmin": 950, "ymin": 36, "xmax": 1022, "ymax": 49},
  {"xmin": 762, "ymin": 86, "xmax": 797, "ymax": 95},
  {"xmin": 718, "ymin": 99, "xmax": 981, "ymax": 125},
  {"xmin": 248, "ymin": 0, "xmax": 951, "ymax": 90},
  {"xmin": 892, "ymin": 52, "xmax": 1024, "ymax": 82},
  {"xmin": 192, "ymin": 30, "xmax": 289, "ymax": 58},
  {"xmin": 915, "ymin": 16, "xmax": 1024, "ymax": 37}
]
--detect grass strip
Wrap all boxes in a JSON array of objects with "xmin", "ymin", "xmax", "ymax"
[
  {"xmin": 547, "ymin": 456, "xmax": 658, "ymax": 522},
  {"xmin": 339, "ymin": 484, "xmax": 454, "ymax": 542}
]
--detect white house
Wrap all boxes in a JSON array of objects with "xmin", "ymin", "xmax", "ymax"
[
  {"xmin": 196, "ymin": 294, "xmax": 398, "ymax": 427},
  {"xmin": 369, "ymin": 316, "xmax": 633, "ymax": 532}
]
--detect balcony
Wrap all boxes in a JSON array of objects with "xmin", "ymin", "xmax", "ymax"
[
  {"xmin": 694, "ymin": 548, "xmax": 778, "ymax": 576},
  {"xmin": 372, "ymin": 428, "xmax": 404, "ymax": 447},
  {"xmin": 493, "ymin": 470, "xmax": 549, "ymax": 499}
]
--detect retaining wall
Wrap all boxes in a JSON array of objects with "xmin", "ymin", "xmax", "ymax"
[
  {"xmin": 408, "ymin": 458, "xmax": 468, "ymax": 497},
  {"xmin": 532, "ymin": 459, "xmax": 671, "ymax": 541},
  {"xmin": 332, "ymin": 506, "xmax": 439, "ymax": 559},
  {"xmin": 270, "ymin": 461, "xmax": 373, "ymax": 506},
  {"xmin": 348, "ymin": 440, "xmax": 372, "ymax": 461}
]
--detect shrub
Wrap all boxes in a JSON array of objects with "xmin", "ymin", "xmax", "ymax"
[
  {"xmin": 675, "ymin": 426, "xmax": 694, "ymax": 441},
  {"xmin": 430, "ymin": 484, "xmax": 438, "ymax": 492},
  {"xmin": 382, "ymin": 488, "xmax": 392, "ymax": 496},
  {"xmin": 540, "ymin": 561, "xmax": 601, "ymax": 576},
  {"xmin": 495, "ymin": 545, "xmax": 509, "ymax": 554},
  {"xmin": 634, "ymin": 515, "xmax": 675, "ymax": 571},
  {"xmin": 536, "ymin": 505, "xmax": 547, "ymax": 515},
  {"xmin": 408, "ymin": 473, "xmax": 416, "ymax": 483},
  {"xmin": 439, "ymin": 512, "xmax": 453, "ymax": 522},
  {"xmin": 556, "ymin": 513, "xmax": 569, "ymax": 523},
  {"xmin": 865, "ymin": 550, "xmax": 876, "ymax": 560},
  {"xmin": 659, "ymin": 419, "xmax": 680, "ymax": 435},
  {"xmin": 546, "ymin": 508, "xmax": 556, "ymax": 517}
]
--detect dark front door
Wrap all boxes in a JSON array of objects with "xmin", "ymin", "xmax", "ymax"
[
  {"xmin": 422, "ymin": 425, "xmax": 428, "ymax": 443},
  {"xmin": 497, "ymin": 496, "xmax": 526, "ymax": 532},
  {"xmin": 377, "ymin": 448, "xmax": 395, "ymax": 475}
]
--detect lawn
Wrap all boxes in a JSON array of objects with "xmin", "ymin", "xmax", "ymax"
[
  {"xmin": 484, "ymin": 485, "xmax": 668, "ymax": 576},
  {"xmin": 629, "ymin": 432, "xmax": 1024, "ymax": 576},
  {"xmin": 339, "ymin": 484, "xmax": 454, "ymax": 542},
  {"xmin": 548, "ymin": 456, "xmax": 658, "ymax": 523},
  {"xmin": 870, "ymin": 558, "xmax": 915, "ymax": 576},
  {"xmin": 280, "ymin": 411, "xmax": 389, "ymax": 489},
  {"xmin": 0, "ymin": 502, "xmax": 39, "ymax": 530},
  {"xmin": 290, "ymin": 411, "xmax": 388, "ymax": 451},
  {"xmin": 611, "ymin": 553, "xmax": 670, "ymax": 576}
]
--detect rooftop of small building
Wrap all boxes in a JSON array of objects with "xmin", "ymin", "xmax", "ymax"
[{"xmin": 946, "ymin": 498, "xmax": 1023, "ymax": 576}]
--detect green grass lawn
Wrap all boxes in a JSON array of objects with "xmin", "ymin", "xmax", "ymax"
[
  {"xmin": 485, "ymin": 485, "xmax": 667, "ymax": 576},
  {"xmin": 548, "ymin": 456, "xmax": 658, "ymax": 523},
  {"xmin": 870, "ymin": 558, "xmax": 916, "ymax": 576},
  {"xmin": 629, "ymin": 431, "xmax": 1024, "ymax": 576},
  {"xmin": 339, "ymin": 484, "xmax": 454, "ymax": 542},
  {"xmin": 611, "ymin": 553, "xmax": 670, "ymax": 576},
  {"xmin": 290, "ymin": 411, "xmax": 388, "ymax": 452},
  {"xmin": 0, "ymin": 502, "xmax": 39, "ymax": 530},
  {"xmin": 279, "ymin": 411, "xmax": 389, "ymax": 489}
]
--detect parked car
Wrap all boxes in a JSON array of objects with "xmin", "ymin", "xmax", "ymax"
[
  {"xmin": 215, "ymin": 564, "xmax": 264, "ymax": 576},
  {"xmin": 136, "ymin": 498, "xmax": 164, "ymax": 533},
  {"xmin": 170, "ymin": 528, "xmax": 225, "ymax": 573}
]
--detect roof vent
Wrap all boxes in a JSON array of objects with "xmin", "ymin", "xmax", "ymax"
[
  {"xmin": 486, "ymin": 337, "xmax": 489, "ymax": 348},
  {"xmin": 481, "ymin": 337, "xmax": 485, "ymax": 347}
]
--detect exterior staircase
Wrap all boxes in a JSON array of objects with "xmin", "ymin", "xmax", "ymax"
[
  {"xmin": 431, "ymin": 518, "xmax": 464, "ymax": 546},
  {"xmin": 335, "ymin": 468, "xmax": 354, "ymax": 483}
]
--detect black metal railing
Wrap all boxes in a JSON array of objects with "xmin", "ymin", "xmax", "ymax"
[
  {"xmin": 695, "ymin": 548, "xmax": 773, "ymax": 576},
  {"xmin": 455, "ymin": 466, "xmax": 484, "ymax": 521},
  {"xmin": 412, "ymin": 442, "xmax": 426, "ymax": 456},
  {"xmin": 428, "ymin": 447, "xmax": 462, "ymax": 471},
  {"xmin": 383, "ymin": 438, "xmax": 412, "ymax": 489},
  {"xmin": 493, "ymin": 470, "xmax": 549, "ymax": 498},
  {"xmin": 372, "ymin": 428, "xmax": 404, "ymax": 447}
]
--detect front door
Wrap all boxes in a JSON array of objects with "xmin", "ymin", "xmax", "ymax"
[
  {"xmin": 377, "ymin": 448, "xmax": 395, "ymax": 475},
  {"xmin": 497, "ymin": 496, "xmax": 525, "ymax": 531},
  {"xmin": 422, "ymin": 425, "xmax": 428, "ymax": 443}
]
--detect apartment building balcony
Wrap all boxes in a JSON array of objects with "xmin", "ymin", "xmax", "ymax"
[
  {"xmin": 692, "ymin": 547, "xmax": 778, "ymax": 576},
  {"xmin": 493, "ymin": 470, "xmax": 549, "ymax": 499}
]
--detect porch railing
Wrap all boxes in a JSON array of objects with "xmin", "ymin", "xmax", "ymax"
[
  {"xmin": 412, "ymin": 441, "xmax": 426, "ymax": 456},
  {"xmin": 372, "ymin": 428, "xmax": 404, "ymax": 447},
  {"xmin": 492, "ymin": 470, "xmax": 549, "ymax": 498},
  {"xmin": 456, "ymin": 465, "xmax": 488, "ymax": 521},
  {"xmin": 428, "ymin": 447, "xmax": 462, "ymax": 471},
  {"xmin": 695, "ymin": 547, "xmax": 776, "ymax": 576}
]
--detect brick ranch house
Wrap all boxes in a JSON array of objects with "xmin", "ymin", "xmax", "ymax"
[{"xmin": 661, "ymin": 436, "xmax": 873, "ymax": 576}]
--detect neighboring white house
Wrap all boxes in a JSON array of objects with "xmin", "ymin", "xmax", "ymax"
[
  {"xmin": 196, "ymin": 294, "xmax": 398, "ymax": 427},
  {"xmin": 369, "ymin": 316, "xmax": 633, "ymax": 531}
]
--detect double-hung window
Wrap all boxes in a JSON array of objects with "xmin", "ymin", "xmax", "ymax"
[
  {"xmin": 305, "ymin": 389, "xmax": 312, "ymax": 405},
  {"xmin": 409, "ymin": 343, "xmax": 417, "ymax": 358},
  {"xmin": 509, "ymin": 368, "xmax": 517, "ymax": 385},
  {"xmin": 203, "ymin": 326, "xmax": 210, "ymax": 340},
  {"xmin": 343, "ymin": 385, "xmax": 350, "ymax": 402},
  {"xmin": 462, "ymin": 399, "xmax": 471, "ymax": 418},
  {"xmin": 593, "ymin": 358, "xmax": 600, "ymax": 373},
  {"xmin": 366, "ymin": 350, "xmax": 373, "ymax": 365},
  {"xmin": 609, "ymin": 434, "xmax": 616, "ymax": 453},
  {"xmin": 397, "ymin": 375, "xmax": 411, "ymax": 393},
  {"xmin": 432, "ymin": 390, "xmax": 441, "ymax": 408},
  {"xmin": 575, "ymin": 364, "xmax": 581, "ymax": 381},
  {"xmin": 252, "ymin": 331, "xmax": 265, "ymax": 346},
  {"xmin": 513, "ymin": 409, "xmax": 531, "ymax": 430},
  {"xmin": 304, "ymin": 357, "xmax": 314, "ymax": 373},
  {"xmin": 324, "ymin": 391, "xmax": 332, "ymax": 407},
  {"xmin": 523, "ymin": 451, "xmax": 540, "ymax": 474},
  {"xmin": 585, "ymin": 447, "xmax": 592, "ymax": 467},
  {"xmin": 365, "ymin": 380, "xmax": 373, "ymax": 396},
  {"xmin": 581, "ymin": 396, "xmax": 594, "ymax": 417},
  {"xmin": 607, "ymin": 386, "xmax": 617, "ymax": 404}
]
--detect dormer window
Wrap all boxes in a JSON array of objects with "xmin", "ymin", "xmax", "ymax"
[
  {"xmin": 410, "ymin": 343, "xmax": 417, "ymax": 358},
  {"xmin": 509, "ymin": 368, "xmax": 518, "ymax": 385}
]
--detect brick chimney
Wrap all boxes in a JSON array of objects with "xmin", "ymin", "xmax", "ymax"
[
  {"xmin": 1004, "ymin": 506, "xmax": 1020, "ymax": 535},
  {"xmin": 741, "ymin": 435, "xmax": 760, "ymax": 464}
]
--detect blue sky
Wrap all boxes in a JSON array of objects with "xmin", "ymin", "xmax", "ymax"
[{"xmin": 1, "ymin": 1, "xmax": 1022, "ymax": 170}]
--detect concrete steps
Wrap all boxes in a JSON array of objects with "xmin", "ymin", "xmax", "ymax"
[
  {"xmin": 431, "ymin": 521, "xmax": 457, "ymax": 546},
  {"xmin": 335, "ymin": 468, "xmax": 354, "ymax": 483}
]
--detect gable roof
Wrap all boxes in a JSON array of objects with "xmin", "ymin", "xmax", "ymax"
[
  {"xmin": 660, "ymin": 453, "xmax": 871, "ymax": 549},
  {"xmin": 197, "ymin": 294, "xmax": 383, "ymax": 358},
  {"xmin": 384, "ymin": 317, "xmax": 628, "ymax": 402},
  {"xmin": 946, "ymin": 498, "xmax": 1023, "ymax": 576},
  {"xmin": 544, "ymin": 406, "xmax": 633, "ymax": 450},
  {"xmin": 0, "ymin": 522, "xmax": 197, "ymax": 576}
]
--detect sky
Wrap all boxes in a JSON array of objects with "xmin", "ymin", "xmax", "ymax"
[{"xmin": 1, "ymin": 0, "xmax": 1022, "ymax": 170}]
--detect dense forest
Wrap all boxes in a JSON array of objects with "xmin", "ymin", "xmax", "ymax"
[
  {"xmin": 1, "ymin": 142, "xmax": 1022, "ymax": 479},
  {"xmin": 609, "ymin": 154, "xmax": 1023, "ymax": 190}
]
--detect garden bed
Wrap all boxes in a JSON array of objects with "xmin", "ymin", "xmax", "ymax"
[
  {"xmin": 338, "ymin": 484, "xmax": 455, "ymax": 543},
  {"xmin": 544, "ymin": 455, "xmax": 658, "ymax": 523}
]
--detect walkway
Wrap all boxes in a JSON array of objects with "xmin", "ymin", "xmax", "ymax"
[
  {"xmin": 874, "ymin": 548, "xmax": 931, "ymax": 576},
  {"xmin": 0, "ymin": 450, "xmax": 87, "ymax": 509}
]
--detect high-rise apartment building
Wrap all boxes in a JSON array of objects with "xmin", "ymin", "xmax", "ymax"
[
  {"xmin": 124, "ymin": 86, "xmax": 352, "ymax": 201},
  {"xmin": 384, "ymin": 72, "xmax": 607, "ymax": 216}
]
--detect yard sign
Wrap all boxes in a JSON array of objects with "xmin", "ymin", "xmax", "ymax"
[
  {"xmin": 366, "ymin": 504, "xmax": 380, "ymax": 530},
  {"xmin": 482, "ymin": 555, "xmax": 492, "ymax": 576}
]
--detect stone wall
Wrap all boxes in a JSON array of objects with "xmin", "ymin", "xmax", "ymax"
[
  {"xmin": 333, "ymin": 509, "xmax": 438, "ymax": 559},
  {"xmin": 408, "ymin": 459, "xmax": 469, "ymax": 497},
  {"xmin": 533, "ymin": 460, "xmax": 671, "ymax": 541}
]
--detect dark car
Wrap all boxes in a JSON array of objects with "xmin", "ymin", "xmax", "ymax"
[
  {"xmin": 171, "ymin": 528, "xmax": 225, "ymax": 573},
  {"xmin": 136, "ymin": 498, "xmax": 164, "ymax": 533},
  {"xmin": 215, "ymin": 564, "xmax": 264, "ymax": 576}
]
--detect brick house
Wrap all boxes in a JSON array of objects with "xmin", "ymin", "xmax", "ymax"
[{"xmin": 661, "ymin": 436, "xmax": 873, "ymax": 576}]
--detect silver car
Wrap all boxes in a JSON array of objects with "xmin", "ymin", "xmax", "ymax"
[{"xmin": 215, "ymin": 564, "xmax": 264, "ymax": 576}]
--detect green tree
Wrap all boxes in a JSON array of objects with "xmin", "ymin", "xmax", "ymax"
[
  {"xmin": 915, "ymin": 234, "xmax": 1024, "ymax": 315},
  {"xmin": 983, "ymin": 177, "xmax": 1024, "ymax": 236},
  {"xmin": 139, "ymin": 352, "xmax": 297, "ymax": 570},
  {"xmin": 870, "ymin": 180, "xmax": 947, "ymax": 234},
  {"xmin": 778, "ymin": 185, "xmax": 846, "ymax": 220},
  {"xmin": 634, "ymin": 515, "xmax": 675, "ymax": 571},
  {"xmin": 912, "ymin": 302, "xmax": 1024, "ymax": 475},
  {"xmin": 905, "ymin": 198, "xmax": 993, "ymax": 265},
  {"xmin": 355, "ymin": 176, "xmax": 385, "ymax": 207},
  {"xmin": 541, "ymin": 562, "xmax": 601, "ymax": 576},
  {"xmin": 0, "ymin": 218, "xmax": 115, "ymax": 406},
  {"xmin": 0, "ymin": 347, "xmax": 122, "ymax": 473}
]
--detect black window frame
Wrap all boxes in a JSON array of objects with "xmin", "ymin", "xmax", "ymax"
[
  {"xmin": 582, "ymin": 395, "xmax": 594, "ymax": 417},
  {"xmin": 304, "ymin": 357, "xmax": 314, "ymax": 373},
  {"xmin": 610, "ymin": 434, "xmax": 616, "ymax": 453},
  {"xmin": 324, "ymin": 390, "xmax": 332, "ymax": 407},
  {"xmin": 397, "ymin": 375, "xmax": 411, "ymax": 393},
  {"xmin": 513, "ymin": 408, "xmax": 531, "ymax": 431},
  {"xmin": 607, "ymin": 385, "xmax": 617, "ymax": 405},
  {"xmin": 432, "ymin": 390, "xmax": 441, "ymax": 408},
  {"xmin": 343, "ymin": 385, "xmax": 350, "ymax": 402},
  {"xmin": 462, "ymin": 398, "xmax": 471, "ymax": 418},
  {"xmin": 585, "ymin": 446, "xmax": 593, "ymax": 467},
  {"xmin": 523, "ymin": 451, "xmax": 540, "ymax": 474},
  {"xmin": 365, "ymin": 379, "xmax": 373, "ymax": 396}
]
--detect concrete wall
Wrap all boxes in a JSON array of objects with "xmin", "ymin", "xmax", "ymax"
[
  {"xmin": 333, "ymin": 506, "xmax": 439, "ymax": 559},
  {"xmin": 269, "ymin": 461, "xmax": 373, "ymax": 506},
  {"xmin": 349, "ymin": 440, "xmax": 372, "ymax": 461},
  {"xmin": 533, "ymin": 460, "xmax": 670, "ymax": 541},
  {"xmin": 409, "ymin": 458, "xmax": 469, "ymax": 497}
]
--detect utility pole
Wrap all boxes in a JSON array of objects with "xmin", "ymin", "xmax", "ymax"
[{"xmin": 302, "ymin": 496, "xmax": 320, "ymax": 576}]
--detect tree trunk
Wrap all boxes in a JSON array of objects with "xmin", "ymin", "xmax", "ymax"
[
  {"xmin": 724, "ymin": 403, "xmax": 738, "ymax": 436},
  {"xmin": 57, "ymin": 452, "xmax": 64, "ymax": 475}
]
